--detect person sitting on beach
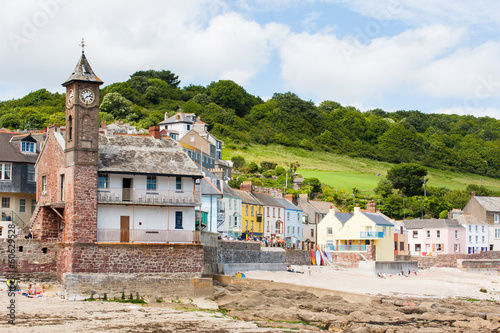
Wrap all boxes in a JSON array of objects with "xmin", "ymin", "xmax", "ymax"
[
  {"xmin": 27, "ymin": 283, "xmax": 33, "ymax": 295},
  {"xmin": 286, "ymin": 265, "xmax": 304, "ymax": 274},
  {"xmin": 25, "ymin": 228, "xmax": 33, "ymax": 239}
]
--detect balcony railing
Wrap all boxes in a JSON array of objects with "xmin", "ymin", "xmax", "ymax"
[
  {"xmin": 97, "ymin": 228, "xmax": 200, "ymax": 243},
  {"xmin": 97, "ymin": 187, "xmax": 200, "ymax": 205},
  {"xmin": 326, "ymin": 244, "xmax": 367, "ymax": 251},
  {"xmin": 360, "ymin": 231, "xmax": 384, "ymax": 238}
]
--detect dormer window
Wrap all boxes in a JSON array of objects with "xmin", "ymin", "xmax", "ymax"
[
  {"xmin": 21, "ymin": 141, "xmax": 36, "ymax": 153},
  {"xmin": 186, "ymin": 124, "xmax": 191, "ymax": 130}
]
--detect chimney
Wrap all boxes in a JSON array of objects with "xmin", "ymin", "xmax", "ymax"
[
  {"xmin": 148, "ymin": 126, "xmax": 160, "ymax": 139},
  {"xmin": 354, "ymin": 205, "xmax": 361, "ymax": 214},
  {"xmin": 240, "ymin": 181, "xmax": 252, "ymax": 192},
  {"xmin": 472, "ymin": 191, "xmax": 476, "ymax": 197},
  {"xmin": 101, "ymin": 121, "xmax": 107, "ymax": 129},
  {"xmin": 366, "ymin": 201, "xmax": 376, "ymax": 213},
  {"xmin": 285, "ymin": 194, "xmax": 293, "ymax": 203}
]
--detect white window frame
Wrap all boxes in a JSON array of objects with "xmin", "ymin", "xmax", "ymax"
[
  {"xmin": 21, "ymin": 141, "xmax": 36, "ymax": 153},
  {"xmin": 28, "ymin": 165, "xmax": 35, "ymax": 182},
  {"xmin": 0, "ymin": 163, "xmax": 12, "ymax": 180},
  {"xmin": 426, "ymin": 230, "xmax": 431, "ymax": 238},
  {"xmin": 327, "ymin": 227, "xmax": 333, "ymax": 235},
  {"xmin": 495, "ymin": 214, "xmax": 499, "ymax": 224},
  {"xmin": 19, "ymin": 198, "xmax": 26, "ymax": 213}
]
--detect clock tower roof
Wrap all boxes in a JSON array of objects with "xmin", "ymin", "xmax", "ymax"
[{"xmin": 62, "ymin": 52, "xmax": 103, "ymax": 87}]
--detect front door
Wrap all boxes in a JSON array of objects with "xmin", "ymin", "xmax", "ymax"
[
  {"xmin": 122, "ymin": 178, "xmax": 132, "ymax": 201},
  {"xmin": 120, "ymin": 216, "xmax": 130, "ymax": 242}
]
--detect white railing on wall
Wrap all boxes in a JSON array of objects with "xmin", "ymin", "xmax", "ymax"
[
  {"xmin": 97, "ymin": 228, "xmax": 201, "ymax": 244},
  {"xmin": 97, "ymin": 188, "xmax": 201, "ymax": 205}
]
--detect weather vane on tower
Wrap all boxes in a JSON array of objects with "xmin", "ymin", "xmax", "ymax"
[{"xmin": 80, "ymin": 38, "xmax": 86, "ymax": 53}]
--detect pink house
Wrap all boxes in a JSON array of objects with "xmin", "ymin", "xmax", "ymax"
[{"xmin": 403, "ymin": 219, "xmax": 467, "ymax": 256}]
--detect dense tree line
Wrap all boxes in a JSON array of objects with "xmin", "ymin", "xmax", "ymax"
[{"xmin": 2, "ymin": 70, "xmax": 500, "ymax": 179}]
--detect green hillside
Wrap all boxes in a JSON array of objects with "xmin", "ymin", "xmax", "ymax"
[{"xmin": 223, "ymin": 144, "xmax": 500, "ymax": 195}]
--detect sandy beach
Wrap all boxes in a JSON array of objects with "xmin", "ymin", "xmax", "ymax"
[{"xmin": 2, "ymin": 267, "xmax": 500, "ymax": 332}]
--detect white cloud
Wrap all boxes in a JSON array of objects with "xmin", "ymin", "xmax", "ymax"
[{"xmin": 279, "ymin": 25, "xmax": 465, "ymax": 103}]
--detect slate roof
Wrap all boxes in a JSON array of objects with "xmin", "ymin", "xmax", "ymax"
[
  {"xmin": 474, "ymin": 196, "xmax": 500, "ymax": 213},
  {"xmin": 334, "ymin": 212, "xmax": 352, "ymax": 224},
  {"xmin": 233, "ymin": 189, "xmax": 262, "ymax": 206},
  {"xmin": 252, "ymin": 192, "xmax": 283, "ymax": 207},
  {"xmin": 223, "ymin": 182, "xmax": 239, "ymax": 199},
  {"xmin": 0, "ymin": 132, "xmax": 39, "ymax": 164},
  {"xmin": 159, "ymin": 112, "xmax": 196, "ymax": 125},
  {"xmin": 63, "ymin": 53, "xmax": 103, "ymax": 86},
  {"xmin": 362, "ymin": 212, "xmax": 394, "ymax": 226},
  {"xmin": 455, "ymin": 214, "xmax": 486, "ymax": 225},
  {"xmin": 98, "ymin": 134, "xmax": 203, "ymax": 177},
  {"xmin": 310, "ymin": 200, "xmax": 337, "ymax": 213},
  {"xmin": 403, "ymin": 219, "xmax": 464, "ymax": 229},
  {"xmin": 275, "ymin": 198, "xmax": 301, "ymax": 211}
]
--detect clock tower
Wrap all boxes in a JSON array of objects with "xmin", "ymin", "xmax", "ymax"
[
  {"xmin": 62, "ymin": 40, "xmax": 103, "ymax": 167},
  {"xmin": 60, "ymin": 40, "xmax": 103, "ymax": 244}
]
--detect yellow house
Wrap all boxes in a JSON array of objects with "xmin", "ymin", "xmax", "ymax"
[
  {"xmin": 325, "ymin": 207, "xmax": 395, "ymax": 261},
  {"xmin": 317, "ymin": 209, "xmax": 351, "ymax": 248},
  {"xmin": 233, "ymin": 188, "xmax": 264, "ymax": 238}
]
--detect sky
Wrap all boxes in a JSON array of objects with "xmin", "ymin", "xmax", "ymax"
[{"xmin": 1, "ymin": 0, "xmax": 500, "ymax": 118}]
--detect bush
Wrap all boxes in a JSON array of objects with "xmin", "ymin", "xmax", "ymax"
[
  {"xmin": 262, "ymin": 170, "xmax": 275, "ymax": 178},
  {"xmin": 247, "ymin": 162, "xmax": 259, "ymax": 173},
  {"xmin": 274, "ymin": 133, "xmax": 291, "ymax": 146},
  {"xmin": 275, "ymin": 166, "xmax": 286, "ymax": 176},
  {"xmin": 231, "ymin": 155, "xmax": 246, "ymax": 169},
  {"xmin": 260, "ymin": 161, "xmax": 277, "ymax": 171}
]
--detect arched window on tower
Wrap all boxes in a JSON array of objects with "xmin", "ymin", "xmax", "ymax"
[{"xmin": 68, "ymin": 115, "xmax": 73, "ymax": 141}]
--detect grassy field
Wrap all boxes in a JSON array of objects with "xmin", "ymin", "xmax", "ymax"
[{"xmin": 223, "ymin": 144, "xmax": 500, "ymax": 194}]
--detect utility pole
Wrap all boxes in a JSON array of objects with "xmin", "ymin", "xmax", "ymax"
[{"xmin": 423, "ymin": 178, "xmax": 426, "ymax": 197}]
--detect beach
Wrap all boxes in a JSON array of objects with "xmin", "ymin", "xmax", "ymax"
[{"xmin": 2, "ymin": 267, "xmax": 500, "ymax": 332}]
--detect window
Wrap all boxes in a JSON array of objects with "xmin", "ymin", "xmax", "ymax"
[
  {"xmin": 426, "ymin": 230, "xmax": 431, "ymax": 238},
  {"xmin": 68, "ymin": 115, "xmax": 73, "ymax": 140},
  {"xmin": 175, "ymin": 211, "xmax": 183, "ymax": 229},
  {"xmin": 0, "ymin": 227, "xmax": 2, "ymax": 237},
  {"xmin": 1, "ymin": 197, "xmax": 10, "ymax": 208},
  {"xmin": 278, "ymin": 208, "xmax": 280, "ymax": 218},
  {"xmin": 436, "ymin": 230, "xmax": 441, "ymax": 238},
  {"xmin": 21, "ymin": 141, "xmax": 36, "ymax": 153},
  {"xmin": 31, "ymin": 199, "xmax": 36, "ymax": 214},
  {"xmin": 287, "ymin": 226, "xmax": 290, "ymax": 234},
  {"xmin": 327, "ymin": 227, "xmax": 333, "ymax": 235},
  {"xmin": 228, "ymin": 199, "xmax": 232, "ymax": 209},
  {"xmin": 234, "ymin": 216, "xmax": 238, "ymax": 227},
  {"xmin": 245, "ymin": 205, "xmax": 248, "ymax": 215},
  {"xmin": 273, "ymin": 207, "xmax": 275, "ymax": 218},
  {"xmin": 496, "ymin": 229, "xmax": 500, "ymax": 239},
  {"xmin": 495, "ymin": 214, "xmax": 499, "ymax": 224},
  {"xmin": 415, "ymin": 244, "xmax": 421, "ymax": 252},
  {"xmin": 435, "ymin": 244, "xmax": 442, "ymax": 252},
  {"xmin": 60, "ymin": 174, "xmax": 65, "ymax": 201},
  {"xmin": 0, "ymin": 163, "xmax": 12, "ymax": 180},
  {"xmin": 19, "ymin": 199, "xmax": 26, "ymax": 213},
  {"xmin": 400, "ymin": 242, "xmax": 404, "ymax": 251},
  {"xmin": 482, "ymin": 236, "xmax": 486, "ymax": 243},
  {"xmin": 292, "ymin": 226, "xmax": 295, "ymax": 235},
  {"xmin": 267, "ymin": 207, "xmax": 269, "ymax": 217},
  {"xmin": 454, "ymin": 244, "xmax": 460, "ymax": 253},
  {"xmin": 251, "ymin": 206, "xmax": 254, "ymax": 216},
  {"xmin": 469, "ymin": 235, "xmax": 472, "ymax": 242},
  {"xmin": 245, "ymin": 220, "xmax": 248, "ymax": 231},
  {"xmin": 297, "ymin": 227, "xmax": 300, "ymax": 236},
  {"xmin": 42, "ymin": 176, "xmax": 47, "ymax": 194},
  {"xmin": 394, "ymin": 242, "xmax": 398, "ymax": 251},
  {"xmin": 475, "ymin": 225, "xmax": 478, "ymax": 232},
  {"xmin": 258, "ymin": 206, "xmax": 261, "ymax": 214},
  {"xmin": 176, "ymin": 177, "xmax": 182, "ymax": 191},
  {"xmin": 383, "ymin": 226, "xmax": 387, "ymax": 237},
  {"xmin": 476, "ymin": 236, "xmax": 479, "ymax": 243},
  {"xmin": 287, "ymin": 212, "xmax": 290, "ymax": 221},
  {"xmin": 469, "ymin": 225, "xmax": 472, "ymax": 231},
  {"xmin": 186, "ymin": 124, "xmax": 191, "ymax": 130},
  {"xmin": 455, "ymin": 230, "xmax": 458, "ymax": 239},
  {"xmin": 98, "ymin": 174, "xmax": 109, "ymax": 188},
  {"xmin": 258, "ymin": 223, "xmax": 261, "ymax": 231},
  {"xmin": 311, "ymin": 229, "xmax": 314, "ymax": 237},
  {"xmin": 147, "ymin": 176, "xmax": 157, "ymax": 190},
  {"xmin": 482, "ymin": 225, "xmax": 485, "ymax": 232},
  {"xmin": 28, "ymin": 165, "xmax": 35, "ymax": 182},
  {"xmin": 413, "ymin": 231, "xmax": 418, "ymax": 238}
]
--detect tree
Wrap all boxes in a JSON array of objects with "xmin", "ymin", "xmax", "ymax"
[
  {"xmin": 374, "ymin": 178, "xmax": 393, "ymax": 197},
  {"xmin": 231, "ymin": 156, "xmax": 246, "ymax": 169},
  {"xmin": 302, "ymin": 178, "xmax": 322, "ymax": 193},
  {"xmin": 130, "ymin": 69, "xmax": 180, "ymax": 87},
  {"xmin": 99, "ymin": 92, "xmax": 133, "ymax": 119},
  {"xmin": 386, "ymin": 163, "xmax": 428, "ymax": 197},
  {"xmin": 208, "ymin": 80, "xmax": 257, "ymax": 117},
  {"xmin": 260, "ymin": 161, "xmax": 277, "ymax": 171}
]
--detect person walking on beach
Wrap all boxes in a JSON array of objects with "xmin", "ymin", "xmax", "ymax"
[{"xmin": 308, "ymin": 267, "xmax": 312, "ymax": 276}]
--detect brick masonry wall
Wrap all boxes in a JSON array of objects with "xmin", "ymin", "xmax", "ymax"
[
  {"xmin": 61, "ymin": 274, "xmax": 213, "ymax": 301},
  {"xmin": 57, "ymin": 243, "xmax": 204, "ymax": 280},
  {"xmin": 411, "ymin": 251, "xmax": 500, "ymax": 269},
  {"xmin": 0, "ymin": 239, "xmax": 60, "ymax": 281}
]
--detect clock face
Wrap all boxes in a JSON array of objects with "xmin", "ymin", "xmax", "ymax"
[
  {"xmin": 67, "ymin": 89, "xmax": 74, "ymax": 107},
  {"xmin": 80, "ymin": 88, "xmax": 95, "ymax": 105}
]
